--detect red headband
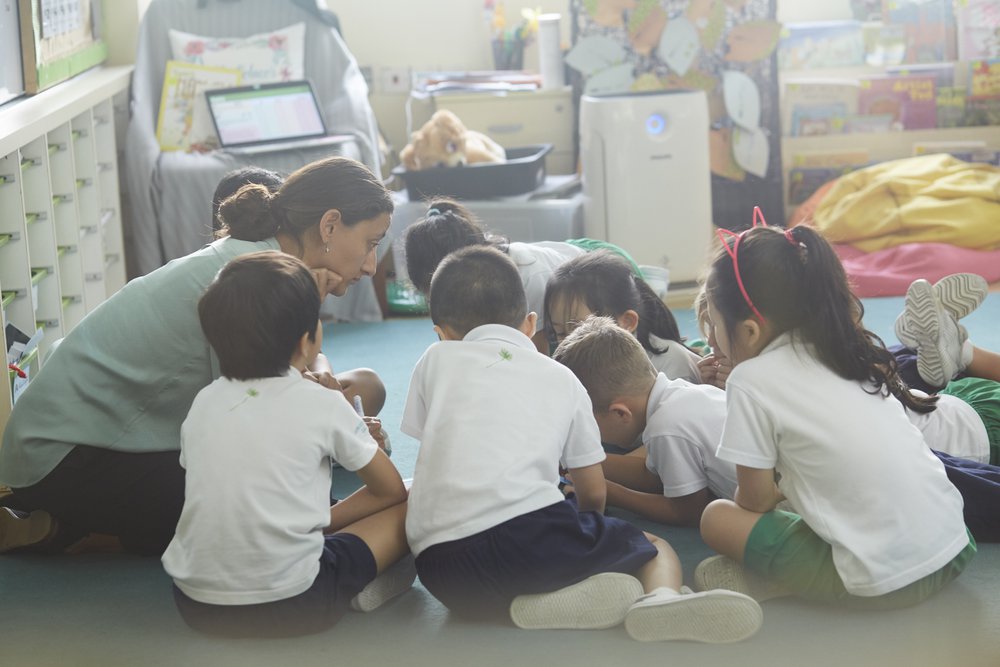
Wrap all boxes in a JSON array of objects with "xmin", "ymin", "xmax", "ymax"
[{"xmin": 715, "ymin": 206, "xmax": 768, "ymax": 323}]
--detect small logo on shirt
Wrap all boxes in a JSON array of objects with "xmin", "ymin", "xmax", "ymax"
[
  {"xmin": 487, "ymin": 348, "xmax": 513, "ymax": 367},
  {"xmin": 247, "ymin": 389, "xmax": 259, "ymax": 397}
]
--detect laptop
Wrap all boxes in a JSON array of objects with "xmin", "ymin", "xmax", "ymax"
[{"xmin": 205, "ymin": 80, "xmax": 353, "ymax": 156}]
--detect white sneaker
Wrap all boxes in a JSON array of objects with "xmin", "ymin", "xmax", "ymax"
[
  {"xmin": 933, "ymin": 273, "xmax": 988, "ymax": 321},
  {"xmin": 623, "ymin": 586, "xmax": 762, "ymax": 643},
  {"xmin": 898, "ymin": 279, "xmax": 969, "ymax": 387},
  {"xmin": 693, "ymin": 555, "xmax": 792, "ymax": 603},
  {"xmin": 350, "ymin": 554, "xmax": 417, "ymax": 612},
  {"xmin": 509, "ymin": 572, "xmax": 643, "ymax": 630}
]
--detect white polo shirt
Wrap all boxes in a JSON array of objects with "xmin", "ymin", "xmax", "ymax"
[
  {"xmin": 906, "ymin": 392, "xmax": 989, "ymax": 464},
  {"xmin": 507, "ymin": 241, "xmax": 586, "ymax": 332},
  {"xmin": 647, "ymin": 334, "xmax": 703, "ymax": 384},
  {"xmin": 643, "ymin": 373, "xmax": 737, "ymax": 500},
  {"xmin": 717, "ymin": 333, "xmax": 969, "ymax": 597},
  {"xmin": 162, "ymin": 368, "xmax": 379, "ymax": 605},
  {"xmin": 402, "ymin": 324, "xmax": 605, "ymax": 555}
]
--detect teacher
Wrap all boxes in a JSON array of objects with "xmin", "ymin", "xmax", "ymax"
[{"xmin": 0, "ymin": 156, "xmax": 393, "ymax": 556}]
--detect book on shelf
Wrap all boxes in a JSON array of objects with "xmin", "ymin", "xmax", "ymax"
[
  {"xmin": 912, "ymin": 140, "xmax": 1000, "ymax": 165},
  {"xmin": 782, "ymin": 79, "xmax": 859, "ymax": 137},
  {"xmin": 965, "ymin": 59, "xmax": 1000, "ymax": 126},
  {"xmin": 778, "ymin": 21, "xmax": 865, "ymax": 70},
  {"xmin": 155, "ymin": 60, "xmax": 242, "ymax": 152},
  {"xmin": 881, "ymin": 0, "xmax": 957, "ymax": 64},
  {"xmin": 858, "ymin": 74, "xmax": 937, "ymax": 130},
  {"xmin": 788, "ymin": 165, "xmax": 862, "ymax": 205},
  {"xmin": 955, "ymin": 0, "xmax": 1000, "ymax": 62},
  {"xmin": 936, "ymin": 86, "xmax": 967, "ymax": 128}
]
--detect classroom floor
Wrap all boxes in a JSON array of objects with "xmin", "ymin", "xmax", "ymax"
[{"xmin": 2, "ymin": 295, "xmax": 998, "ymax": 666}]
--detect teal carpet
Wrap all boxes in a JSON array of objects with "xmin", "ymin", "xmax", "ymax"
[{"xmin": 2, "ymin": 295, "xmax": 998, "ymax": 666}]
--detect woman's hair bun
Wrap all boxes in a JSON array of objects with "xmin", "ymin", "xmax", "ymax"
[{"xmin": 217, "ymin": 183, "xmax": 280, "ymax": 241}]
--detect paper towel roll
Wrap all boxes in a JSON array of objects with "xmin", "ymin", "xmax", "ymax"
[{"xmin": 538, "ymin": 14, "xmax": 564, "ymax": 89}]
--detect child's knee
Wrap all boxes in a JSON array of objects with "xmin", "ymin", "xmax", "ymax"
[{"xmin": 699, "ymin": 499, "xmax": 738, "ymax": 550}]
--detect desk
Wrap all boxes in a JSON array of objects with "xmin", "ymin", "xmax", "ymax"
[{"xmin": 386, "ymin": 179, "xmax": 584, "ymax": 284}]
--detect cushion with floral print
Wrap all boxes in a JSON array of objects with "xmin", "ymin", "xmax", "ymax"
[{"xmin": 168, "ymin": 23, "xmax": 305, "ymax": 85}]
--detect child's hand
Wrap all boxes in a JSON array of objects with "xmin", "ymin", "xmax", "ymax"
[
  {"xmin": 312, "ymin": 268, "xmax": 345, "ymax": 297},
  {"xmin": 698, "ymin": 353, "xmax": 731, "ymax": 390},
  {"xmin": 364, "ymin": 416, "xmax": 388, "ymax": 452},
  {"xmin": 303, "ymin": 370, "xmax": 343, "ymax": 392}
]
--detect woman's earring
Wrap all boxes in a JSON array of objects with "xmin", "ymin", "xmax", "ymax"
[{"xmin": 324, "ymin": 243, "xmax": 329, "ymax": 253}]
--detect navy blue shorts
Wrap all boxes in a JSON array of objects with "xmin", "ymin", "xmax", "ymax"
[
  {"xmin": 415, "ymin": 500, "xmax": 657, "ymax": 620},
  {"xmin": 173, "ymin": 532, "xmax": 377, "ymax": 638}
]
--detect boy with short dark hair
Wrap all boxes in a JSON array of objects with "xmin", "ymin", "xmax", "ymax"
[
  {"xmin": 162, "ymin": 251, "xmax": 411, "ymax": 638},
  {"xmin": 402, "ymin": 246, "xmax": 762, "ymax": 642}
]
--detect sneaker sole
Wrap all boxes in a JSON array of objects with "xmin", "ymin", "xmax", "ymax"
[
  {"xmin": 0, "ymin": 508, "xmax": 55, "ymax": 553},
  {"xmin": 693, "ymin": 555, "xmax": 790, "ymax": 603},
  {"xmin": 351, "ymin": 555, "xmax": 417, "ymax": 612},
  {"xmin": 509, "ymin": 572, "xmax": 643, "ymax": 630},
  {"xmin": 933, "ymin": 273, "xmax": 988, "ymax": 321},
  {"xmin": 624, "ymin": 589, "xmax": 763, "ymax": 643},
  {"xmin": 905, "ymin": 279, "xmax": 953, "ymax": 387}
]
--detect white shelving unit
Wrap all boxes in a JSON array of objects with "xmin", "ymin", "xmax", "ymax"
[{"xmin": 0, "ymin": 66, "xmax": 132, "ymax": 431}]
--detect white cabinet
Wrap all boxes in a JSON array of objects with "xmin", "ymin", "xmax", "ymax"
[
  {"xmin": 408, "ymin": 87, "xmax": 576, "ymax": 175},
  {"xmin": 1, "ymin": 67, "xmax": 131, "ymax": 431}
]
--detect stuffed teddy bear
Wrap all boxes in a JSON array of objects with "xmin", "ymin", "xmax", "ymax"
[{"xmin": 399, "ymin": 110, "xmax": 506, "ymax": 171}]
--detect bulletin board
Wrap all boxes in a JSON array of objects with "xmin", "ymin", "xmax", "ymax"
[
  {"xmin": 18, "ymin": 0, "xmax": 107, "ymax": 94},
  {"xmin": 569, "ymin": 0, "xmax": 785, "ymax": 229}
]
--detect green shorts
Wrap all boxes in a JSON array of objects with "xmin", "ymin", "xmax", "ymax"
[
  {"xmin": 744, "ymin": 510, "xmax": 976, "ymax": 609},
  {"xmin": 565, "ymin": 238, "xmax": 643, "ymax": 277},
  {"xmin": 940, "ymin": 377, "xmax": 1000, "ymax": 465}
]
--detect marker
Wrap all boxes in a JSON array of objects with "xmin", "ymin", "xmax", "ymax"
[{"xmin": 353, "ymin": 394, "xmax": 365, "ymax": 417}]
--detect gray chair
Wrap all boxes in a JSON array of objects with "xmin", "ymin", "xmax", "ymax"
[{"xmin": 123, "ymin": 0, "xmax": 383, "ymax": 321}]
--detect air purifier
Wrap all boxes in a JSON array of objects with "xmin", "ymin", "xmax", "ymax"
[{"xmin": 580, "ymin": 90, "xmax": 713, "ymax": 287}]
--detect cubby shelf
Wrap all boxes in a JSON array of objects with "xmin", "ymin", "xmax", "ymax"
[{"xmin": 0, "ymin": 66, "xmax": 132, "ymax": 431}]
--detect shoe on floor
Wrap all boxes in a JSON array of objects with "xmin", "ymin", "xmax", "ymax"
[
  {"xmin": 933, "ymin": 273, "xmax": 988, "ymax": 321},
  {"xmin": 350, "ymin": 554, "xmax": 417, "ymax": 612},
  {"xmin": 693, "ymin": 555, "xmax": 791, "ymax": 603},
  {"xmin": 0, "ymin": 506, "xmax": 57, "ymax": 554},
  {"xmin": 898, "ymin": 278, "xmax": 970, "ymax": 388},
  {"xmin": 509, "ymin": 572, "xmax": 643, "ymax": 630},
  {"xmin": 624, "ymin": 586, "xmax": 762, "ymax": 643}
]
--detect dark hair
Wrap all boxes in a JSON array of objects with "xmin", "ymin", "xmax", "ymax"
[
  {"xmin": 707, "ymin": 224, "xmax": 936, "ymax": 413},
  {"xmin": 429, "ymin": 245, "xmax": 526, "ymax": 337},
  {"xmin": 217, "ymin": 156, "xmax": 393, "ymax": 250},
  {"xmin": 403, "ymin": 198, "xmax": 508, "ymax": 294},
  {"xmin": 552, "ymin": 315, "xmax": 656, "ymax": 411},
  {"xmin": 543, "ymin": 250, "xmax": 685, "ymax": 354},
  {"xmin": 198, "ymin": 251, "xmax": 321, "ymax": 381},
  {"xmin": 212, "ymin": 167, "xmax": 284, "ymax": 235}
]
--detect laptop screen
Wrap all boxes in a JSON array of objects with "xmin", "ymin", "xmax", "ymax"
[{"xmin": 205, "ymin": 81, "xmax": 328, "ymax": 148}]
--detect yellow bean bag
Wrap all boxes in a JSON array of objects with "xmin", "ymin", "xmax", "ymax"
[{"xmin": 811, "ymin": 154, "xmax": 1000, "ymax": 252}]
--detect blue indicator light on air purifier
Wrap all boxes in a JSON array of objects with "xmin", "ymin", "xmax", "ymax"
[{"xmin": 646, "ymin": 113, "xmax": 666, "ymax": 135}]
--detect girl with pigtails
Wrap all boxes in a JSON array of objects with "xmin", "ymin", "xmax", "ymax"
[{"xmin": 696, "ymin": 209, "xmax": 975, "ymax": 609}]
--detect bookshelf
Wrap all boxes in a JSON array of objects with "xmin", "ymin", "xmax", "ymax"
[
  {"xmin": 0, "ymin": 66, "xmax": 131, "ymax": 432},
  {"xmin": 777, "ymin": 9, "xmax": 1000, "ymax": 219}
]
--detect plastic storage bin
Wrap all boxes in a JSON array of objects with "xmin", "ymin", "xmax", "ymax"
[{"xmin": 392, "ymin": 144, "xmax": 552, "ymax": 200}]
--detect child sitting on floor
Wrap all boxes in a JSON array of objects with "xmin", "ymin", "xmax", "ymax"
[
  {"xmin": 697, "ymin": 218, "xmax": 974, "ymax": 608},
  {"xmin": 543, "ymin": 250, "xmax": 701, "ymax": 384},
  {"xmin": 403, "ymin": 199, "xmax": 641, "ymax": 353},
  {"xmin": 162, "ymin": 251, "xmax": 411, "ymax": 638},
  {"xmin": 402, "ymin": 245, "xmax": 762, "ymax": 642},
  {"xmin": 554, "ymin": 315, "xmax": 994, "ymax": 529}
]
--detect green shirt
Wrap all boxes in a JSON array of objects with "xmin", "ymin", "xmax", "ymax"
[{"xmin": 0, "ymin": 237, "xmax": 281, "ymax": 488}]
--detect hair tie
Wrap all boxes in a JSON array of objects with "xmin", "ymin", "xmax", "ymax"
[
  {"xmin": 784, "ymin": 227, "xmax": 807, "ymax": 251},
  {"xmin": 426, "ymin": 207, "xmax": 442, "ymax": 217}
]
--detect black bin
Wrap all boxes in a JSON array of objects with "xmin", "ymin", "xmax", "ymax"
[{"xmin": 392, "ymin": 144, "xmax": 553, "ymax": 200}]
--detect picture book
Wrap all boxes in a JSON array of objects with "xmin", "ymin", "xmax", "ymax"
[
  {"xmin": 156, "ymin": 60, "xmax": 242, "ymax": 152},
  {"xmin": 778, "ymin": 21, "xmax": 865, "ymax": 70},
  {"xmin": 955, "ymin": 0, "xmax": 1000, "ymax": 62},
  {"xmin": 782, "ymin": 79, "xmax": 859, "ymax": 137},
  {"xmin": 935, "ymin": 86, "xmax": 967, "ymax": 128},
  {"xmin": 858, "ymin": 74, "xmax": 937, "ymax": 130},
  {"xmin": 965, "ymin": 59, "xmax": 1000, "ymax": 126},
  {"xmin": 881, "ymin": 0, "xmax": 957, "ymax": 64}
]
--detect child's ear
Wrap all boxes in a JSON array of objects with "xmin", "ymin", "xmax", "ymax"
[
  {"xmin": 291, "ymin": 331, "xmax": 313, "ymax": 371},
  {"xmin": 608, "ymin": 400, "xmax": 634, "ymax": 423},
  {"xmin": 519, "ymin": 312, "xmax": 538, "ymax": 338},
  {"xmin": 616, "ymin": 309, "xmax": 640, "ymax": 334},
  {"xmin": 434, "ymin": 324, "xmax": 463, "ymax": 341}
]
